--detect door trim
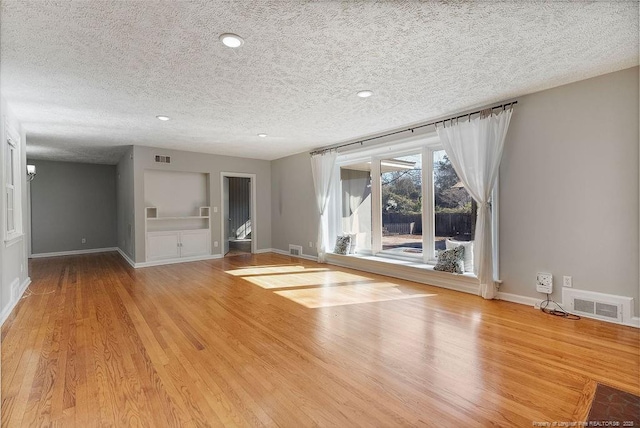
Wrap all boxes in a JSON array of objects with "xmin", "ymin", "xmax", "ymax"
[{"xmin": 220, "ymin": 172, "xmax": 257, "ymax": 255}]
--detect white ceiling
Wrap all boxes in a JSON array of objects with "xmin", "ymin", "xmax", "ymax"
[{"xmin": 1, "ymin": 1, "xmax": 638, "ymax": 164}]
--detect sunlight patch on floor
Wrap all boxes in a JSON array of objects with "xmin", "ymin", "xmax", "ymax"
[
  {"xmin": 225, "ymin": 265, "xmax": 329, "ymax": 277},
  {"xmin": 226, "ymin": 264, "xmax": 369, "ymax": 289},
  {"xmin": 238, "ymin": 270, "xmax": 374, "ymax": 289},
  {"xmin": 274, "ymin": 281, "xmax": 437, "ymax": 308},
  {"xmin": 225, "ymin": 263, "xmax": 437, "ymax": 307}
]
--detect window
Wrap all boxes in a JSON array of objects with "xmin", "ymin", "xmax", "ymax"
[
  {"xmin": 332, "ymin": 131, "xmax": 498, "ymax": 273},
  {"xmin": 433, "ymin": 149, "xmax": 475, "ymax": 254},
  {"xmin": 380, "ymin": 153, "xmax": 422, "ymax": 258},
  {"xmin": 4, "ymin": 128, "xmax": 21, "ymax": 241},
  {"xmin": 340, "ymin": 163, "xmax": 372, "ymax": 252}
]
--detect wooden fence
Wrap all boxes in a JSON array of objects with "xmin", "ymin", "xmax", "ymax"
[{"xmin": 382, "ymin": 212, "xmax": 473, "ymax": 238}]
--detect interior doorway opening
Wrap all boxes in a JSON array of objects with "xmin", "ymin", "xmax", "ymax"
[{"xmin": 221, "ymin": 173, "xmax": 256, "ymax": 257}]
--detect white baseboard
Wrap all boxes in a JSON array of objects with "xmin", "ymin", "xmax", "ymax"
[
  {"xmin": 496, "ymin": 292, "xmax": 542, "ymax": 308},
  {"xmin": 31, "ymin": 247, "xmax": 118, "ymax": 258},
  {"xmin": 134, "ymin": 254, "xmax": 223, "ymax": 268},
  {"xmin": 325, "ymin": 253, "xmax": 480, "ymax": 295},
  {"xmin": 269, "ymin": 248, "xmax": 319, "ymax": 262},
  {"xmin": 117, "ymin": 247, "xmax": 223, "ymax": 269},
  {"xmin": 497, "ymin": 291, "xmax": 639, "ymax": 329},
  {"xmin": 117, "ymin": 248, "xmax": 136, "ymax": 268},
  {"xmin": 0, "ymin": 277, "xmax": 31, "ymax": 326}
]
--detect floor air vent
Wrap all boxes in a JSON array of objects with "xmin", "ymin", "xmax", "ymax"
[
  {"xmin": 289, "ymin": 245, "xmax": 303, "ymax": 256},
  {"xmin": 563, "ymin": 289, "xmax": 631, "ymax": 324},
  {"xmin": 154, "ymin": 155, "xmax": 171, "ymax": 164}
]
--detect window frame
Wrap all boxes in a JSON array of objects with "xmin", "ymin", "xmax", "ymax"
[
  {"xmin": 4, "ymin": 124, "xmax": 22, "ymax": 244},
  {"xmin": 376, "ymin": 148, "xmax": 427, "ymax": 261},
  {"xmin": 332, "ymin": 130, "xmax": 500, "ymax": 279}
]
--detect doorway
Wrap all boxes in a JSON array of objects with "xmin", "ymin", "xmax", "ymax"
[{"xmin": 221, "ymin": 172, "xmax": 256, "ymax": 257}]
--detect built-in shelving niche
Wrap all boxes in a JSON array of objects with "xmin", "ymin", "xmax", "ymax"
[{"xmin": 143, "ymin": 170, "xmax": 211, "ymax": 261}]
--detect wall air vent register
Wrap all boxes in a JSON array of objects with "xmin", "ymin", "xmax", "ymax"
[{"xmin": 154, "ymin": 155, "xmax": 171, "ymax": 164}]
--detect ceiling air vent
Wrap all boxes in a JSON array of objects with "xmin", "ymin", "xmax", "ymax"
[{"xmin": 154, "ymin": 155, "xmax": 171, "ymax": 164}]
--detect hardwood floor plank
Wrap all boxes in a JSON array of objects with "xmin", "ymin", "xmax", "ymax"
[{"xmin": 2, "ymin": 252, "xmax": 638, "ymax": 427}]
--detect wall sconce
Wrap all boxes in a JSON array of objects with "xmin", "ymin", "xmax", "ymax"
[{"xmin": 27, "ymin": 164, "xmax": 36, "ymax": 182}]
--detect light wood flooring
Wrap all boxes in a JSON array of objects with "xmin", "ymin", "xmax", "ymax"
[{"xmin": 2, "ymin": 252, "xmax": 639, "ymax": 427}]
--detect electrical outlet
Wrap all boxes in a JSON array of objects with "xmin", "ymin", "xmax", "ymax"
[
  {"xmin": 213, "ymin": 206, "xmax": 218, "ymax": 213},
  {"xmin": 81, "ymin": 238, "xmax": 86, "ymax": 244},
  {"xmin": 214, "ymin": 241, "xmax": 219, "ymax": 248},
  {"xmin": 309, "ymin": 241, "xmax": 313, "ymax": 248},
  {"xmin": 536, "ymin": 272, "xmax": 553, "ymax": 294},
  {"xmin": 563, "ymin": 276, "xmax": 572, "ymax": 288}
]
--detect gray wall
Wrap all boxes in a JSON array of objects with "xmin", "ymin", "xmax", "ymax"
[
  {"xmin": 132, "ymin": 145, "xmax": 272, "ymax": 262},
  {"xmin": 271, "ymin": 151, "xmax": 319, "ymax": 256},
  {"xmin": 500, "ymin": 66, "xmax": 639, "ymax": 313},
  {"xmin": 270, "ymin": 67, "xmax": 639, "ymax": 314},
  {"xmin": 116, "ymin": 146, "xmax": 135, "ymax": 259},
  {"xmin": 29, "ymin": 160, "xmax": 117, "ymax": 254}
]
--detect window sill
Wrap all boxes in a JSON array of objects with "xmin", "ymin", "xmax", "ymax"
[
  {"xmin": 4, "ymin": 233, "xmax": 24, "ymax": 248},
  {"xmin": 325, "ymin": 252, "xmax": 480, "ymax": 296}
]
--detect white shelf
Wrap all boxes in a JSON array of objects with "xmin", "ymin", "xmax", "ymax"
[
  {"xmin": 145, "ymin": 206, "xmax": 211, "ymax": 262},
  {"xmin": 148, "ymin": 227, "xmax": 209, "ymax": 233},
  {"xmin": 147, "ymin": 216, "xmax": 210, "ymax": 220}
]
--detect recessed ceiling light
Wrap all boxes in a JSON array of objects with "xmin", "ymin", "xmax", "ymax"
[
  {"xmin": 219, "ymin": 33, "xmax": 244, "ymax": 48},
  {"xmin": 156, "ymin": 115, "xmax": 170, "ymax": 121},
  {"xmin": 357, "ymin": 90, "xmax": 373, "ymax": 98},
  {"xmin": 257, "ymin": 133, "xmax": 267, "ymax": 138}
]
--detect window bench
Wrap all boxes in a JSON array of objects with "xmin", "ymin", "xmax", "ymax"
[{"xmin": 325, "ymin": 252, "xmax": 480, "ymax": 296}]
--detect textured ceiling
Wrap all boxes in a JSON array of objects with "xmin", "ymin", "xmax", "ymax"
[{"xmin": 1, "ymin": 1, "xmax": 638, "ymax": 164}]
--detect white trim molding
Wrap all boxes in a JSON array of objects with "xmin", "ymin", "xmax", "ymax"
[
  {"xmin": 253, "ymin": 248, "xmax": 272, "ymax": 254},
  {"xmin": 269, "ymin": 248, "xmax": 319, "ymax": 262},
  {"xmin": 325, "ymin": 253, "xmax": 480, "ymax": 295},
  {"xmin": 4, "ymin": 233, "xmax": 24, "ymax": 248},
  {"xmin": 220, "ymin": 172, "xmax": 257, "ymax": 255},
  {"xmin": 496, "ymin": 292, "xmax": 542, "ymax": 308},
  {"xmin": 497, "ymin": 290, "xmax": 638, "ymax": 329},
  {"xmin": 1, "ymin": 277, "xmax": 31, "ymax": 326},
  {"xmin": 127, "ymin": 253, "xmax": 222, "ymax": 269},
  {"xmin": 30, "ymin": 247, "xmax": 118, "ymax": 258},
  {"xmin": 117, "ymin": 248, "xmax": 136, "ymax": 267}
]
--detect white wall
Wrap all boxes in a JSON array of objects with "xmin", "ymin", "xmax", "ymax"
[
  {"xmin": 270, "ymin": 67, "xmax": 640, "ymax": 315},
  {"xmin": 132, "ymin": 145, "xmax": 272, "ymax": 263},
  {"xmin": 0, "ymin": 96, "xmax": 31, "ymax": 324}
]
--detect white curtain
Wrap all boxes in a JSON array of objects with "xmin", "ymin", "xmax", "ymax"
[
  {"xmin": 311, "ymin": 151, "xmax": 338, "ymax": 263},
  {"xmin": 436, "ymin": 108, "xmax": 513, "ymax": 299}
]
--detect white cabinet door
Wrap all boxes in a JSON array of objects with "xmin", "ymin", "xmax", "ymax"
[
  {"xmin": 147, "ymin": 232, "xmax": 180, "ymax": 261},
  {"xmin": 180, "ymin": 230, "xmax": 211, "ymax": 258}
]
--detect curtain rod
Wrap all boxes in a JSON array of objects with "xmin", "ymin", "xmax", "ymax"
[{"xmin": 310, "ymin": 100, "xmax": 517, "ymax": 156}]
